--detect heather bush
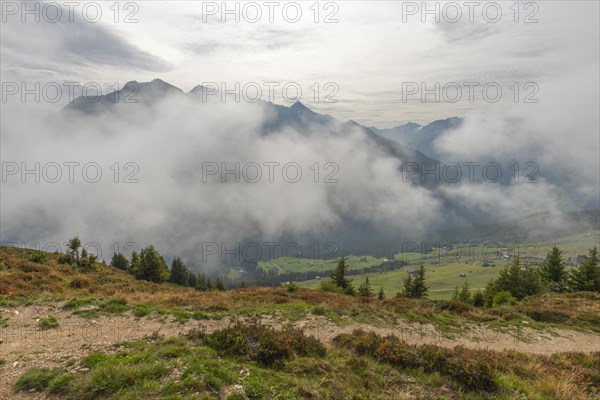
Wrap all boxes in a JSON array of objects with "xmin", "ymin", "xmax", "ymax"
[
  {"xmin": 195, "ymin": 322, "xmax": 326, "ymax": 366},
  {"xmin": 333, "ymin": 329, "xmax": 496, "ymax": 391}
]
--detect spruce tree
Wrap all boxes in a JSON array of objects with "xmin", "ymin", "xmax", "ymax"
[
  {"xmin": 411, "ymin": 265, "xmax": 429, "ymax": 298},
  {"xmin": 110, "ymin": 252, "xmax": 129, "ymax": 271},
  {"xmin": 331, "ymin": 256, "xmax": 351, "ymax": 289},
  {"xmin": 136, "ymin": 246, "xmax": 170, "ymax": 283},
  {"xmin": 130, "ymin": 251, "xmax": 141, "ymax": 277},
  {"xmin": 358, "ymin": 277, "xmax": 374, "ymax": 297},
  {"xmin": 399, "ymin": 265, "xmax": 428, "ymax": 298},
  {"xmin": 169, "ymin": 257, "xmax": 189, "ymax": 286},
  {"xmin": 451, "ymin": 286, "xmax": 461, "ymax": 301},
  {"xmin": 484, "ymin": 256, "xmax": 542, "ymax": 303},
  {"xmin": 540, "ymin": 246, "xmax": 568, "ymax": 292},
  {"xmin": 198, "ymin": 274, "xmax": 207, "ymax": 290},
  {"xmin": 458, "ymin": 281, "xmax": 471, "ymax": 303},
  {"xmin": 570, "ymin": 247, "xmax": 600, "ymax": 292},
  {"xmin": 188, "ymin": 272, "xmax": 198, "ymax": 288},
  {"xmin": 399, "ymin": 272, "xmax": 413, "ymax": 298},
  {"xmin": 377, "ymin": 286, "xmax": 385, "ymax": 300}
]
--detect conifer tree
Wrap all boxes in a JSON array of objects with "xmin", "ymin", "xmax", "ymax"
[
  {"xmin": 399, "ymin": 265, "xmax": 428, "ymax": 298},
  {"xmin": 331, "ymin": 256, "xmax": 351, "ymax": 289},
  {"xmin": 411, "ymin": 265, "xmax": 429, "ymax": 298},
  {"xmin": 169, "ymin": 257, "xmax": 189, "ymax": 286},
  {"xmin": 570, "ymin": 247, "xmax": 600, "ymax": 292},
  {"xmin": 135, "ymin": 246, "xmax": 169, "ymax": 283},
  {"xmin": 540, "ymin": 246, "xmax": 568, "ymax": 292},
  {"xmin": 188, "ymin": 272, "xmax": 198, "ymax": 288},
  {"xmin": 110, "ymin": 252, "xmax": 129, "ymax": 271},
  {"xmin": 358, "ymin": 277, "xmax": 374, "ymax": 297}
]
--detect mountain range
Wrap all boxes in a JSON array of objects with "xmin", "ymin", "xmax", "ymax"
[
  {"xmin": 63, "ymin": 78, "xmax": 459, "ymax": 164},
  {"xmin": 63, "ymin": 79, "xmax": 456, "ymax": 191},
  {"xmin": 370, "ymin": 117, "xmax": 463, "ymax": 162},
  {"xmin": 60, "ymin": 78, "xmax": 597, "ymax": 258}
]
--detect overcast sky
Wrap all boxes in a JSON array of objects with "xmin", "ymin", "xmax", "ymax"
[
  {"xmin": 1, "ymin": 0, "xmax": 599, "ymax": 126},
  {"xmin": 1, "ymin": 1, "xmax": 598, "ymax": 263}
]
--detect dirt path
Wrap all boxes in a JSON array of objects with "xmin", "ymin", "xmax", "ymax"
[{"xmin": 1, "ymin": 304, "xmax": 599, "ymax": 399}]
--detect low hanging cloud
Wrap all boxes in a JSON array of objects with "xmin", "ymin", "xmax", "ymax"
[
  {"xmin": 2, "ymin": 81, "xmax": 598, "ymax": 270},
  {"xmin": 433, "ymin": 60, "xmax": 599, "ymax": 206},
  {"xmin": 1, "ymin": 93, "xmax": 445, "ymax": 268}
]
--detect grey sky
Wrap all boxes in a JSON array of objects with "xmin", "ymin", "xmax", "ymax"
[
  {"xmin": 1, "ymin": 0, "xmax": 599, "ymax": 126},
  {"xmin": 1, "ymin": 1, "xmax": 598, "ymax": 263}
]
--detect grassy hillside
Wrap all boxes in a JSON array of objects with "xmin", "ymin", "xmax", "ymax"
[
  {"xmin": 298, "ymin": 262, "xmax": 503, "ymax": 300},
  {"xmin": 1, "ymin": 245, "xmax": 600, "ymax": 399},
  {"xmin": 257, "ymin": 255, "xmax": 385, "ymax": 274},
  {"xmin": 3, "ymin": 245, "xmax": 599, "ymax": 331},
  {"xmin": 432, "ymin": 210, "xmax": 599, "ymax": 244},
  {"xmin": 273, "ymin": 231, "xmax": 600, "ymax": 299}
]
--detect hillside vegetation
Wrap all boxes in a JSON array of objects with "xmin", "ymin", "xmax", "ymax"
[{"xmin": 1, "ymin": 245, "xmax": 599, "ymax": 399}]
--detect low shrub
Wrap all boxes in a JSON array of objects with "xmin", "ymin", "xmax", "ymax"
[
  {"xmin": 134, "ymin": 304, "xmax": 152, "ymax": 317},
  {"xmin": 492, "ymin": 291, "xmax": 517, "ymax": 307},
  {"xmin": 281, "ymin": 328, "xmax": 326, "ymax": 358},
  {"xmin": 38, "ymin": 316, "xmax": 59, "ymax": 330},
  {"xmin": 191, "ymin": 311, "xmax": 210, "ymax": 320},
  {"xmin": 436, "ymin": 300, "xmax": 474, "ymax": 314},
  {"xmin": 17, "ymin": 261, "xmax": 49, "ymax": 273},
  {"xmin": 28, "ymin": 253, "xmax": 47, "ymax": 264},
  {"xmin": 100, "ymin": 297, "xmax": 129, "ymax": 314},
  {"xmin": 69, "ymin": 276, "xmax": 91, "ymax": 289},
  {"xmin": 56, "ymin": 253, "xmax": 71, "ymax": 264},
  {"xmin": 76, "ymin": 361, "xmax": 167, "ymax": 396},
  {"xmin": 196, "ymin": 322, "xmax": 326, "ymax": 366},
  {"xmin": 63, "ymin": 297, "xmax": 96, "ymax": 309},
  {"xmin": 320, "ymin": 280, "xmax": 342, "ymax": 293},
  {"xmin": 522, "ymin": 308, "xmax": 571, "ymax": 323},
  {"xmin": 472, "ymin": 291, "xmax": 485, "ymax": 307},
  {"xmin": 311, "ymin": 305, "xmax": 326, "ymax": 315},
  {"xmin": 14, "ymin": 368, "xmax": 68, "ymax": 392},
  {"xmin": 333, "ymin": 329, "xmax": 496, "ymax": 391}
]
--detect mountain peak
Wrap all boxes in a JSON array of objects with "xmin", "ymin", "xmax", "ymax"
[
  {"xmin": 146, "ymin": 78, "xmax": 180, "ymax": 91},
  {"xmin": 188, "ymin": 84, "xmax": 211, "ymax": 94},
  {"xmin": 290, "ymin": 101, "xmax": 310, "ymax": 112},
  {"xmin": 118, "ymin": 79, "xmax": 182, "ymax": 94},
  {"xmin": 346, "ymin": 119, "xmax": 360, "ymax": 126}
]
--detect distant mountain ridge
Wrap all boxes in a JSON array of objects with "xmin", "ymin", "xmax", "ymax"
[
  {"xmin": 62, "ymin": 78, "xmax": 444, "ymax": 187},
  {"xmin": 64, "ymin": 78, "xmax": 594, "ymax": 210},
  {"xmin": 63, "ymin": 78, "xmax": 460, "ymax": 163},
  {"xmin": 370, "ymin": 117, "xmax": 463, "ymax": 161},
  {"xmin": 64, "ymin": 79, "xmax": 183, "ymax": 114}
]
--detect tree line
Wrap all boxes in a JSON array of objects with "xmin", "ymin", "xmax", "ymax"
[
  {"xmin": 54, "ymin": 238, "xmax": 599, "ymax": 302},
  {"xmin": 248, "ymin": 259, "xmax": 408, "ymax": 286},
  {"xmin": 58, "ymin": 237, "xmax": 228, "ymax": 291}
]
